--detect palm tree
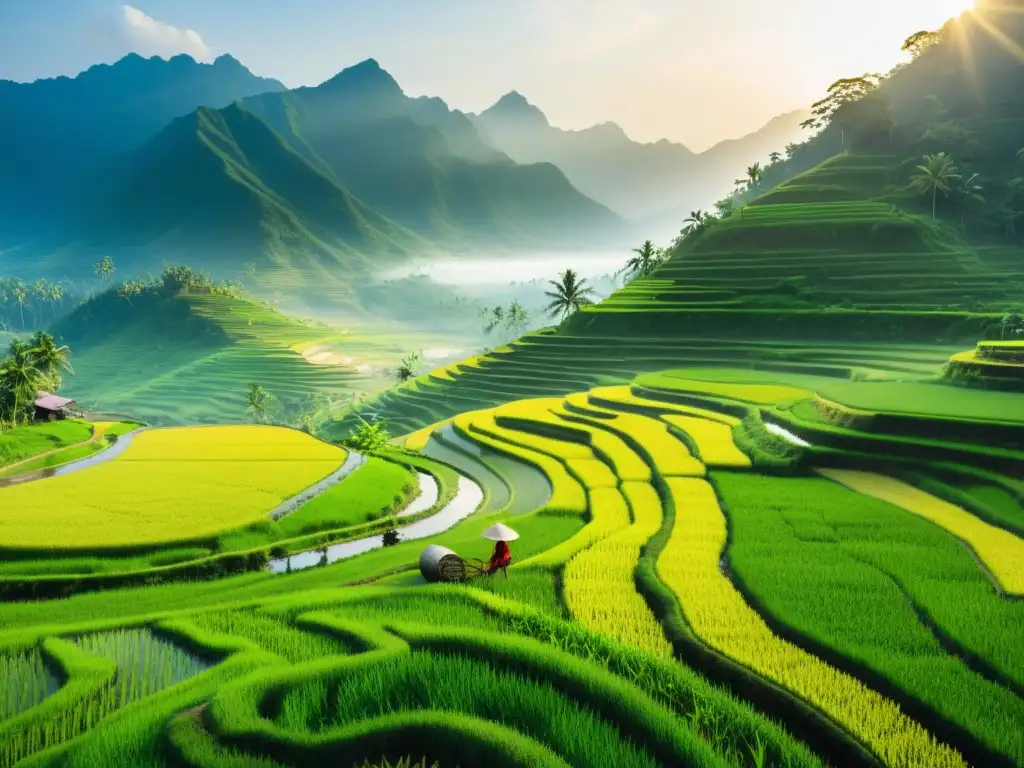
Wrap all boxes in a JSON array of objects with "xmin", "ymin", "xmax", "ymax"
[
  {"xmin": 746, "ymin": 162, "xmax": 763, "ymax": 190},
  {"xmin": 31, "ymin": 280, "xmax": 49, "ymax": 328},
  {"xmin": 13, "ymin": 287, "xmax": 27, "ymax": 331},
  {"xmin": 0, "ymin": 342, "xmax": 43, "ymax": 426},
  {"xmin": 29, "ymin": 332, "xmax": 74, "ymax": 392},
  {"xmin": 94, "ymin": 256, "xmax": 115, "ymax": 284},
  {"xmin": 954, "ymin": 173, "xmax": 985, "ymax": 227},
  {"xmin": 769, "ymin": 151, "xmax": 782, "ymax": 165},
  {"xmin": 620, "ymin": 240, "xmax": 662, "ymax": 282},
  {"xmin": 246, "ymin": 383, "xmax": 271, "ymax": 423},
  {"xmin": 49, "ymin": 284, "xmax": 64, "ymax": 320},
  {"xmin": 544, "ymin": 269, "xmax": 597, "ymax": 322},
  {"xmin": 683, "ymin": 210, "xmax": 705, "ymax": 230},
  {"xmin": 908, "ymin": 152, "xmax": 960, "ymax": 219}
]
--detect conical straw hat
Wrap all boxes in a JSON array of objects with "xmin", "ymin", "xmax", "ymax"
[{"xmin": 482, "ymin": 522, "xmax": 520, "ymax": 541}]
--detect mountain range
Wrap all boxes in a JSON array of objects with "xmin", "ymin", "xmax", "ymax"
[
  {"xmin": 474, "ymin": 92, "xmax": 809, "ymax": 238},
  {"xmin": 0, "ymin": 53, "xmax": 286, "ymax": 237},
  {"xmin": 0, "ymin": 52, "xmax": 807, "ymax": 290}
]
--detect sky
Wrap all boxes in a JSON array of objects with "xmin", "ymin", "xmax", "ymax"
[{"xmin": 0, "ymin": 0, "xmax": 976, "ymax": 151}]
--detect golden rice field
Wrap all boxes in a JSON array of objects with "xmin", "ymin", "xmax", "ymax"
[
  {"xmin": 0, "ymin": 426, "xmax": 345, "ymax": 549},
  {"xmin": 658, "ymin": 477, "xmax": 965, "ymax": 768},
  {"xmin": 2, "ymin": 373, "xmax": 1021, "ymax": 768},
  {"xmin": 563, "ymin": 482, "xmax": 674, "ymax": 656},
  {"xmin": 435, "ymin": 382, "xmax": 1019, "ymax": 766},
  {"xmin": 662, "ymin": 414, "xmax": 752, "ymax": 468}
]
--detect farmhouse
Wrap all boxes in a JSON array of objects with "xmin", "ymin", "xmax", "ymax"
[{"xmin": 34, "ymin": 391, "xmax": 78, "ymax": 421}]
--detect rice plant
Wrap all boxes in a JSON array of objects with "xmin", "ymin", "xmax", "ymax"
[
  {"xmin": 189, "ymin": 610, "xmax": 350, "ymax": 663},
  {"xmin": 718, "ymin": 472, "xmax": 1024, "ymax": 764},
  {"xmin": 1, "ymin": 629, "xmax": 210, "ymax": 767},
  {"xmin": 277, "ymin": 650, "xmax": 663, "ymax": 768},
  {"xmin": 0, "ymin": 649, "xmax": 60, "ymax": 721}
]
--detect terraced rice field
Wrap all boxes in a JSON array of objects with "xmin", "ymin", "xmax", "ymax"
[
  {"xmin": 328, "ymin": 333, "xmax": 963, "ymax": 439},
  {"xmin": 0, "ymin": 426, "xmax": 346, "ymax": 549},
  {"xmin": 947, "ymin": 339, "xmax": 1024, "ymax": 387},
  {"xmin": 1, "ymin": 373, "xmax": 1021, "ymax": 767},
  {"xmin": 61, "ymin": 294, "xmax": 369, "ymax": 427}
]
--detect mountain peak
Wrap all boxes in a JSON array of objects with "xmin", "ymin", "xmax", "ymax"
[
  {"xmin": 481, "ymin": 90, "xmax": 549, "ymax": 127},
  {"xmin": 213, "ymin": 53, "xmax": 243, "ymax": 68},
  {"xmin": 497, "ymin": 90, "xmax": 530, "ymax": 106},
  {"xmin": 320, "ymin": 58, "xmax": 403, "ymax": 94}
]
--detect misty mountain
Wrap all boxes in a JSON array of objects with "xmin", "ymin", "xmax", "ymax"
[
  {"xmin": 77, "ymin": 102, "xmax": 422, "ymax": 276},
  {"xmin": 473, "ymin": 91, "xmax": 808, "ymax": 232},
  {"xmin": 0, "ymin": 53, "xmax": 286, "ymax": 236},
  {"xmin": 238, "ymin": 60, "xmax": 619, "ymax": 242},
  {"xmin": 4, "ymin": 56, "xmax": 623, "ymax": 286}
]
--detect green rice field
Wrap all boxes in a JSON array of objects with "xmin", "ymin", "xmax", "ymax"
[{"xmin": 2, "ymin": 368, "xmax": 1021, "ymax": 767}]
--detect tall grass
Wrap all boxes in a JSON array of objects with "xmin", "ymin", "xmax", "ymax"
[
  {"xmin": 276, "ymin": 650, "xmax": 663, "ymax": 768},
  {"xmin": 189, "ymin": 610, "xmax": 349, "ymax": 663},
  {"xmin": 718, "ymin": 471, "xmax": 1024, "ymax": 765},
  {"xmin": 1, "ymin": 629, "xmax": 209, "ymax": 767},
  {"xmin": 0, "ymin": 649, "xmax": 60, "ymax": 720}
]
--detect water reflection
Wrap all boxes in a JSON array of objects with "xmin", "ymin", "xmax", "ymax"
[
  {"xmin": 269, "ymin": 476, "xmax": 482, "ymax": 574},
  {"xmin": 399, "ymin": 472, "xmax": 439, "ymax": 518},
  {"xmin": 0, "ymin": 429, "xmax": 141, "ymax": 488}
]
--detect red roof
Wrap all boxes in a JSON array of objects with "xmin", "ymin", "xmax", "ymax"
[{"xmin": 35, "ymin": 392, "xmax": 75, "ymax": 411}]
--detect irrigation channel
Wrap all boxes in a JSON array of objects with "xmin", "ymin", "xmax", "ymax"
[
  {"xmin": 424, "ymin": 424, "xmax": 552, "ymax": 515},
  {"xmin": 764, "ymin": 422, "xmax": 813, "ymax": 447},
  {"xmin": 0, "ymin": 429, "xmax": 143, "ymax": 487},
  {"xmin": 268, "ymin": 450, "xmax": 366, "ymax": 521},
  {"xmin": 268, "ymin": 475, "xmax": 483, "ymax": 574}
]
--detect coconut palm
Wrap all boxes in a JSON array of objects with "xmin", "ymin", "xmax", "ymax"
[
  {"xmin": 619, "ymin": 240, "xmax": 662, "ymax": 282},
  {"xmin": 246, "ymin": 383, "xmax": 271, "ymax": 423},
  {"xmin": 94, "ymin": 256, "xmax": 115, "ymax": 284},
  {"xmin": 0, "ymin": 342, "xmax": 44, "ymax": 426},
  {"xmin": 746, "ymin": 162, "xmax": 763, "ymax": 189},
  {"xmin": 49, "ymin": 284, "xmax": 64, "ymax": 320},
  {"xmin": 954, "ymin": 173, "xmax": 985, "ymax": 227},
  {"xmin": 13, "ymin": 287, "xmax": 28, "ymax": 331},
  {"xmin": 544, "ymin": 269, "xmax": 597, "ymax": 322},
  {"xmin": 908, "ymin": 152, "xmax": 960, "ymax": 219},
  {"xmin": 31, "ymin": 280, "xmax": 49, "ymax": 327},
  {"xmin": 29, "ymin": 331, "xmax": 74, "ymax": 392}
]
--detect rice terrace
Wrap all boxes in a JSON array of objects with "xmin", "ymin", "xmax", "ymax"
[{"xmin": 1, "ymin": 2, "xmax": 1024, "ymax": 767}]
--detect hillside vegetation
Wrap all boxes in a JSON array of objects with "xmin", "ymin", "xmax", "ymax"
[
  {"xmin": 54, "ymin": 268, "xmax": 362, "ymax": 426},
  {"xmin": 575, "ymin": 153, "xmax": 1021, "ymax": 340},
  {"xmin": 334, "ymin": 5, "xmax": 1024, "ymax": 437}
]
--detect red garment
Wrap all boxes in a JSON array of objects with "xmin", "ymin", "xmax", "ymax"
[{"xmin": 488, "ymin": 540, "xmax": 511, "ymax": 572}]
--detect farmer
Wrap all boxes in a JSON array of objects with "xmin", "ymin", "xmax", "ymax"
[
  {"xmin": 481, "ymin": 523, "xmax": 519, "ymax": 580},
  {"xmin": 487, "ymin": 539, "xmax": 511, "ymax": 578}
]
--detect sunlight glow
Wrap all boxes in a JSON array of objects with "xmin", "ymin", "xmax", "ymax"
[{"xmin": 891, "ymin": 0, "xmax": 975, "ymax": 37}]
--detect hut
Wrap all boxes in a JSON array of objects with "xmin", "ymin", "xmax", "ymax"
[{"xmin": 34, "ymin": 391, "xmax": 77, "ymax": 422}]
